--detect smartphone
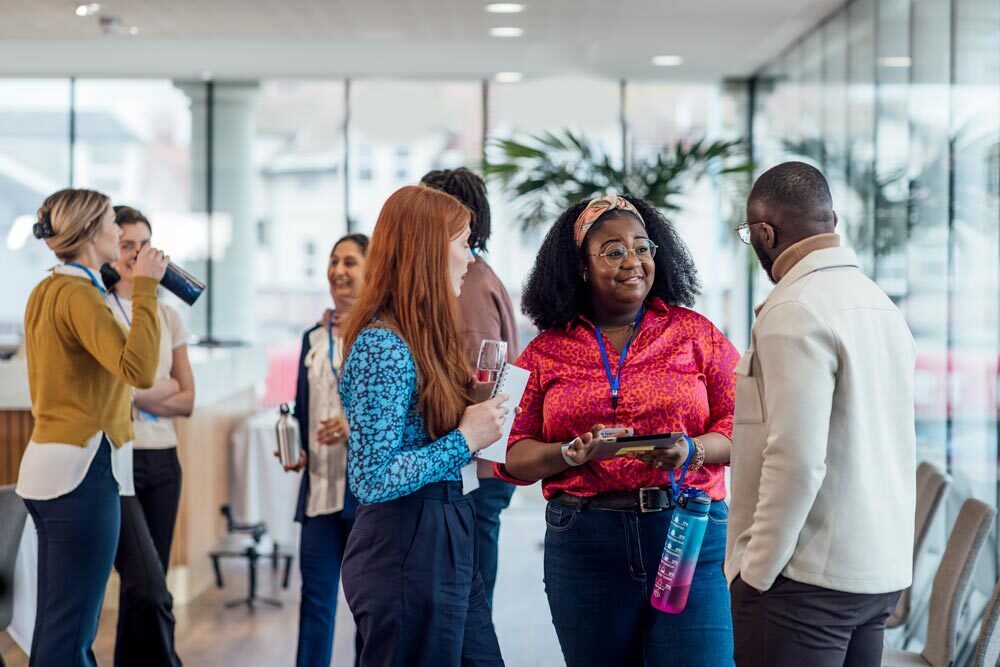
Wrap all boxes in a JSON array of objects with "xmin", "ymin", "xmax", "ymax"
[{"xmin": 599, "ymin": 427, "xmax": 634, "ymax": 439}]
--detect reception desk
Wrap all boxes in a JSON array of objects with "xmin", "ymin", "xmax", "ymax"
[{"xmin": 0, "ymin": 344, "xmax": 268, "ymax": 606}]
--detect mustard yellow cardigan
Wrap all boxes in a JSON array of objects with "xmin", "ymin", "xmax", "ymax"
[{"xmin": 24, "ymin": 273, "xmax": 160, "ymax": 447}]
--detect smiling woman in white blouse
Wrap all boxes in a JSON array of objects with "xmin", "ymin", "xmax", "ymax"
[
  {"xmin": 107, "ymin": 205, "xmax": 193, "ymax": 667},
  {"xmin": 284, "ymin": 233, "xmax": 368, "ymax": 667},
  {"xmin": 16, "ymin": 189, "xmax": 167, "ymax": 667}
]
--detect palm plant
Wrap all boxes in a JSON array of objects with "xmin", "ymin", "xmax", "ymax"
[{"xmin": 485, "ymin": 129, "xmax": 752, "ymax": 230}]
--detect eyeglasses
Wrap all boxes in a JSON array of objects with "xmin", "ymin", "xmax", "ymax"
[
  {"xmin": 735, "ymin": 221, "xmax": 771, "ymax": 245},
  {"xmin": 588, "ymin": 240, "xmax": 658, "ymax": 268}
]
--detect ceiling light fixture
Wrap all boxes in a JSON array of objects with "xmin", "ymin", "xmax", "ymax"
[
  {"xmin": 495, "ymin": 72, "xmax": 523, "ymax": 83},
  {"xmin": 651, "ymin": 55, "xmax": 684, "ymax": 67},
  {"xmin": 75, "ymin": 3, "xmax": 101, "ymax": 16},
  {"xmin": 490, "ymin": 26, "xmax": 524, "ymax": 38},
  {"xmin": 878, "ymin": 56, "xmax": 911, "ymax": 67},
  {"xmin": 486, "ymin": 3, "xmax": 526, "ymax": 13}
]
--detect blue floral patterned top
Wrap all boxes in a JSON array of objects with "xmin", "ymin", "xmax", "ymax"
[{"xmin": 339, "ymin": 326, "xmax": 471, "ymax": 504}]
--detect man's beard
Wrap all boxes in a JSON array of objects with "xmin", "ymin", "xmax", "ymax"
[{"xmin": 751, "ymin": 239, "xmax": 776, "ymax": 284}]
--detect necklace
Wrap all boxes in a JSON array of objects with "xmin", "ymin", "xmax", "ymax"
[{"xmin": 600, "ymin": 321, "xmax": 635, "ymax": 334}]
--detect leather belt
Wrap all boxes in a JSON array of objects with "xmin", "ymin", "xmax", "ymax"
[{"xmin": 551, "ymin": 487, "xmax": 675, "ymax": 513}]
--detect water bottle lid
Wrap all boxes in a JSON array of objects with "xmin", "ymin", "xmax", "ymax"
[
  {"xmin": 279, "ymin": 403, "xmax": 291, "ymax": 415},
  {"xmin": 680, "ymin": 488, "xmax": 711, "ymax": 514}
]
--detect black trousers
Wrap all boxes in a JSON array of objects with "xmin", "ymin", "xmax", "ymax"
[
  {"xmin": 341, "ymin": 482, "xmax": 504, "ymax": 667},
  {"xmin": 113, "ymin": 448, "xmax": 183, "ymax": 667},
  {"xmin": 731, "ymin": 574, "xmax": 901, "ymax": 667}
]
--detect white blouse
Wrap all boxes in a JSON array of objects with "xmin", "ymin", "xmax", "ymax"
[{"xmin": 303, "ymin": 325, "xmax": 348, "ymax": 517}]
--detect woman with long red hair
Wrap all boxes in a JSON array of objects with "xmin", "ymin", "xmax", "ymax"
[{"xmin": 338, "ymin": 185, "xmax": 508, "ymax": 666}]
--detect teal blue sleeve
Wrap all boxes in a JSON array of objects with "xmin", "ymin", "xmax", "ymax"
[{"xmin": 340, "ymin": 328, "xmax": 471, "ymax": 504}]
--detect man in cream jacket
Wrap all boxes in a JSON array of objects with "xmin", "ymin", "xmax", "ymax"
[{"xmin": 726, "ymin": 162, "xmax": 916, "ymax": 666}]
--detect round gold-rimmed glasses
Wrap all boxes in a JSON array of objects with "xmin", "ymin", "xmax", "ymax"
[{"xmin": 588, "ymin": 240, "xmax": 658, "ymax": 268}]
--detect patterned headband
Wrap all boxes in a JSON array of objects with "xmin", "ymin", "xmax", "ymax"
[{"xmin": 572, "ymin": 196, "xmax": 645, "ymax": 248}]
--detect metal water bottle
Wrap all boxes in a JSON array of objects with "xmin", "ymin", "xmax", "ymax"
[
  {"xmin": 276, "ymin": 404, "xmax": 301, "ymax": 467},
  {"xmin": 650, "ymin": 488, "xmax": 711, "ymax": 614},
  {"xmin": 160, "ymin": 262, "xmax": 206, "ymax": 306}
]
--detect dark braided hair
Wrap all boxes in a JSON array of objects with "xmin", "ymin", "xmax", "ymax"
[
  {"xmin": 333, "ymin": 232, "xmax": 369, "ymax": 255},
  {"xmin": 521, "ymin": 195, "xmax": 701, "ymax": 331},
  {"xmin": 420, "ymin": 167, "xmax": 491, "ymax": 251}
]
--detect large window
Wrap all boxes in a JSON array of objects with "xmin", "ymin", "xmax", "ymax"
[
  {"xmin": 0, "ymin": 80, "xmax": 71, "ymax": 344},
  {"xmin": 750, "ymin": 0, "xmax": 1000, "ymax": 646},
  {"xmin": 486, "ymin": 76, "xmax": 623, "ymax": 346},
  {"xmin": 347, "ymin": 81, "xmax": 482, "ymax": 235},
  {"xmin": 625, "ymin": 83, "xmax": 750, "ymax": 346}
]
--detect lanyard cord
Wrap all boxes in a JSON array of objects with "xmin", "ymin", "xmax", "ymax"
[
  {"xmin": 327, "ymin": 317, "xmax": 340, "ymax": 384},
  {"xmin": 111, "ymin": 292, "xmax": 131, "ymax": 326},
  {"xmin": 593, "ymin": 305, "xmax": 645, "ymax": 412},
  {"xmin": 66, "ymin": 262, "xmax": 106, "ymax": 295},
  {"xmin": 669, "ymin": 436, "xmax": 696, "ymax": 504}
]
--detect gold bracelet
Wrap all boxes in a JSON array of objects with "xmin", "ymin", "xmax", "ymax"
[{"xmin": 689, "ymin": 437, "xmax": 706, "ymax": 470}]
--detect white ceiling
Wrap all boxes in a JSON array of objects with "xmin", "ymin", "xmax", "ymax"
[{"xmin": 0, "ymin": 0, "xmax": 843, "ymax": 80}]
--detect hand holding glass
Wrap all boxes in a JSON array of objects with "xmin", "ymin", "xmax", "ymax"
[{"xmin": 476, "ymin": 340, "xmax": 507, "ymax": 383}]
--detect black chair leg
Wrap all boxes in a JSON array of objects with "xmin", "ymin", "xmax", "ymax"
[
  {"xmin": 282, "ymin": 554, "xmax": 293, "ymax": 589},
  {"xmin": 221, "ymin": 547, "xmax": 283, "ymax": 609},
  {"xmin": 211, "ymin": 554, "xmax": 224, "ymax": 588}
]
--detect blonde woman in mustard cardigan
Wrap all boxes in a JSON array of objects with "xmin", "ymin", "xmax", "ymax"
[{"xmin": 16, "ymin": 188, "xmax": 167, "ymax": 667}]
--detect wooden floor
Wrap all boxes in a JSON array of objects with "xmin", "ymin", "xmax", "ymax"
[
  {"xmin": 1, "ymin": 486, "xmax": 563, "ymax": 667},
  {"xmin": 1, "ymin": 563, "xmax": 332, "ymax": 667}
]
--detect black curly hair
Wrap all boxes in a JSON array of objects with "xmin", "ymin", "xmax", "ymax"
[
  {"xmin": 420, "ymin": 167, "xmax": 491, "ymax": 252},
  {"xmin": 521, "ymin": 196, "xmax": 701, "ymax": 331}
]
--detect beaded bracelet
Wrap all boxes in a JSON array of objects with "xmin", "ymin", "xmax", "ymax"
[{"xmin": 689, "ymin": 437, "xmax": 706, "ymax": 471}]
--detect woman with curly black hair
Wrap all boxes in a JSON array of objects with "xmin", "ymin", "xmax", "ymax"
[{"xmin": 495, "ymin": 195, "xmax": 739, "ymax": 666}]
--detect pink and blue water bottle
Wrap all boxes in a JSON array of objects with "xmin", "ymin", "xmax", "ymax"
[{"xmin": 650, "ymin": 436, "xmax": 711, "ymax": 614}]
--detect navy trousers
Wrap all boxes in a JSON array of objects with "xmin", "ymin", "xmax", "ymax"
[
  {"xmin": 296, "ymin": 509, "xmax": 362, "ymax": 667},
  {"xmin": 469, "ymin": 478, "xmax": 515, "ymax": 609},
  {"xmin": 341, "ymin": 482, "xmax": 504, "ymax": 667},
  {"xmin": 23, "ymin": 436, "xmax": 121, "ymax": 667}
]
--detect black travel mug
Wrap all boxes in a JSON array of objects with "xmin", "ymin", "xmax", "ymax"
[{"xmin": 100, "ymin": 261, "xmax": 205, "ymax": 306}]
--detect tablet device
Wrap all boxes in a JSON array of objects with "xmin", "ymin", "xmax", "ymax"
[{"xmin": 594, "ymin": 432, "xmax": 686, "ymax": 459}]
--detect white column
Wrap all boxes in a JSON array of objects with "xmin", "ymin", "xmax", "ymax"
[{"xmin": 176, "ymin": 81, "xmax": 259, "ymax": 342}]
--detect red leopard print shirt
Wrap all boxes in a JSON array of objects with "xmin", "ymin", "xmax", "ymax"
[{"xmin": 496, "ymin": 298, "xmax": 739, "ymax": 500}]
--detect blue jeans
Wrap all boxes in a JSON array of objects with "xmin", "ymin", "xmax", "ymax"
[
  {"xmin": 297, "ymin": 510, "xmax": 361, "ymax": 667},
  {"xmin": 23, "ymin": 436, "xmax": 121, "ymax": 667},
  {"xmin": 544, "ymin": 499, "xmax": 733, "ymax": 667},
  {"xmin": 470, "ymin": 478, "xmax": 515, "ymax": 609}
]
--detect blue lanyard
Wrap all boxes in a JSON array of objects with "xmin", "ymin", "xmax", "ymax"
[
  {"xmin": 327, "ymin": 317, "xmax": 340, "ymax": 383},
  {"xmin": 66, "ymin": 262, "xmax": 106, "ymax": 295},
  {"xmin": 593, "ymin": 305, "xmax": 645, "ymax": 411},
  {"xmin": 669, "ymin": 436, "xmax": 696, "ymax": 504},
  {"xmin": 111, "ymin": 292, "xmax": 131, "ymax": 326}
]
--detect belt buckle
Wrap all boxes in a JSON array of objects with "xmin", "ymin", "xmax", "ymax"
[{"xmin": 638, "ymin": 487, "xmax": 663, "ymax": 513}]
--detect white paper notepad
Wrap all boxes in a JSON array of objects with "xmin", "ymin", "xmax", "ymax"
[{"xmin": 476, "ymin": 363, "xmax": 531, "ymax": 464}]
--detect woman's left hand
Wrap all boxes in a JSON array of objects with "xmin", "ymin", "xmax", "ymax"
[
  {"xmin": 317, "ymin": 416, "xmax": 348, "ymax": 446},
  {"xmin": 633, "ymin": 438, "xmax": 689, "ymax": 471}
]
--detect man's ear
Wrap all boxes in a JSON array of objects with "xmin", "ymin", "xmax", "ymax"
[
  {"xmin": 832, "ymin": 210, "xmax": 839, "ymax": 229},
  {"xmin": 763, "ymin": 223, "xmax": 779, "ymax": 249}
]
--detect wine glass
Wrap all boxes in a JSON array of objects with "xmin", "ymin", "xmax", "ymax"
[{"xmin": 476, "ymin": 340, "xmax": 507, "ymax": 384}]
